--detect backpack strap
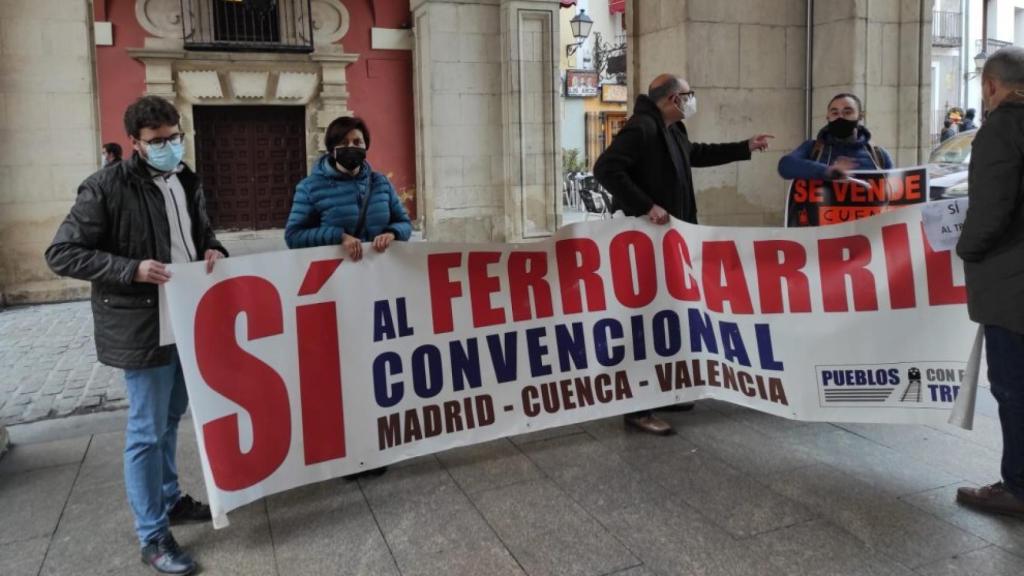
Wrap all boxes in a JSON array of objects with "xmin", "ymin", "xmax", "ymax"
[
  {"xmin": 352, "ymin": 176, "xmax": 375, "ymax": 240},
  {"xmin": 811, "ymin": 140, "xmax": 825, "ymax": 162},
  {"xmin": 866, "ymin": 144, "xmax": 885, "ymax": 170}
]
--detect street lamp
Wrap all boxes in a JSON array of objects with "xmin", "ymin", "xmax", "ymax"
[
  {"xmin": 566, "ymin": 9, "xmax": 594, "ymax": 57},
  {"xmin": 974, "ymin": 50, "xmax": 988, "ymax": 72},
  {"xmin": 966, "ymin": 50, "xmax": 988, "ymax": 80}
]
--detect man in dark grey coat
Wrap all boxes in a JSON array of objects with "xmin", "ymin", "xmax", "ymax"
[
  {"xmin": 46, "ymin": 96, "xmax": 226, "ymax": 574},
  {"xmin": 594, "ymin": 74, "xmax": 772, "ymax": 435},
  {"xmin": 955, "ymin": 47, "xmax": 1024, "ymax": 519}
]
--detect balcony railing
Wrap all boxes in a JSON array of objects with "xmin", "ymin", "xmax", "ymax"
[
  {"xmin": 977, "ymin": 37, "xmax": 1013, "ymax": 55},
  {"xmin": 932, "ymin": 10, "xmax": 962, "ymax": 48},
  {"xmin": 182, "ymin": 0, "xmax": 314, "ymax": 53}
]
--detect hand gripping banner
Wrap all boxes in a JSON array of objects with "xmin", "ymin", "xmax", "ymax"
[{"xmin": 163, "ymin": 205, "xmax": 980, "ymax": 527}]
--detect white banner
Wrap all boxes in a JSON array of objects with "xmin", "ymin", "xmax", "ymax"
[
  {"xmin": 922, "ymin": 197, "xmax": 969, "ymax": 252},
  {"xmin": 164, "ymin": 205, "xmax": 981, "ymax": 527}
]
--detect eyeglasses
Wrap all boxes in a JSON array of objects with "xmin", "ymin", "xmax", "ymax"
[
  {"xmin": 140, "ymin": 133, "xmax": 185, "ymax": 150},
  {"xmin": 677, "ymin": 91, "xmax": 696, "ymax": 101}
]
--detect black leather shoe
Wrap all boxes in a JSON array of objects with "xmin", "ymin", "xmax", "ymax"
[
  {"xmin": 141, "ymin": 532, "xmax": 196, "ymax": 575},
  {"xmin": 168, "ymin": 494, "xmax": 211, "ymax": 525}
]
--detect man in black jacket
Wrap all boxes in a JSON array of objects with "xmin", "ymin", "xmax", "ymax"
[
  {"xmin": 594, "ymin": 74, "xmax": 772, "ymax": 435},
  {"xmin": 46, "ymin": 96, "xmax": 227, "ymax": 575},
  {"xmin": 955, "ymin": 48, "xmax": 1024, "ymax": 519}
]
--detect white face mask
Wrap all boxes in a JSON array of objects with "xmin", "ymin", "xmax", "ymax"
[
  {"xmin": 100, "ymin": 154, "xmax": 107, "ymax": 167},
  {"xmin": 678, "ymin": 95, "xmax": 697, "ymax": 119}
]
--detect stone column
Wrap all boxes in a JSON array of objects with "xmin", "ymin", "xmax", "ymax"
[
  {"xmin": 813, "ymin": 0, "xmax": 932, "ymax": 167},
  {"xmin": 411, "ymin": 0, "xmax": 561, "ymax": 242},
  {"xmin": 499, "ymin": 0, "xmax": 562, "ymax": 241}
]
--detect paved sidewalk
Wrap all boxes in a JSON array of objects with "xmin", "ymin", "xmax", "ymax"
[
  {"xmin": 0, "ymin": 301, "xmax": 125, "ymax": 425},
  {"xmin": 1, "ymin": 396, "xmax": 1023, "ymax": 576},
  {"xmin": 0, "ymin": 232, "xmax": 286, "ymax": 426}
]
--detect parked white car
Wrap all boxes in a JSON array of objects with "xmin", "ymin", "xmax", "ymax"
[{"xmin": 928, "ymin": 129, "xmax": 976, "ymax": 199}]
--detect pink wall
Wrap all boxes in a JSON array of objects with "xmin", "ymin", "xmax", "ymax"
[
  {"xmin": 93, "ymin": 0, "xmax": 147, "ymax": 158},
  {"xmin": 94, "ymin": 0, "xmax": 417, "ymax": 219},
  {"xmin": 342, "ymin": 0, "xmax": 417, "ymax": 218}
]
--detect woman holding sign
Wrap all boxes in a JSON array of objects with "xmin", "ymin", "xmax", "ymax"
[
  {"xmin": 285, "ymin": 116, "xmax": 412, "ymax": 261},
  {"xmin": 778, "ymin": 93, "xmax": 893, "ymax": 181}
]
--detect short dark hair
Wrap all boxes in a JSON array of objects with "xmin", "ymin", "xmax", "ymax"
[
  {"xmin": 324, "ymin": 116, "xmax": 371, "ymax": 151},
  {"xmin": 983, "ymin": 46, "xmax": 1024, "ymax": 87},
  {"xmin": 965, "ymin": 108, "xmax": 976, "ymax": 119},
  {"xmin": 648, "ymin": 77, "xmax": 683, "ymax": 103},
  {"xmin": 828, "ymin": 93, "xmax": 864, "ymax": 117},
  {"xmin": 123, "ymin": 96, "xmax": 180, "ymax": 139},
  {"xmin": 102, "ymin": 142, "xmax": 122, "ymax": 159}
]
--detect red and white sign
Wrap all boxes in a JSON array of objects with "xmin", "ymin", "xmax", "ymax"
[{"xmin": 164, "ymin": 207, "xmax": 980, "ymax": 527}]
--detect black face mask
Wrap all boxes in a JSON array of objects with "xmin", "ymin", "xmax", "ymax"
[
  {"xmin": 827, "ymin": 118, "xmax": 859, "ymax": 139},
  {"xmin": 334, "ymin": 147, "xmax": 366, "ymax": 171}
]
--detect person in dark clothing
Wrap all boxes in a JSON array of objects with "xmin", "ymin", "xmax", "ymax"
[
  {"xmin": 46, "ymin": 96, "xmax": 223, "ymax": 575},
  {"xmin": 593, "ymin": 74, "xmax": 772, "ymax": 435},
  {"xmin": 940, "ymin": 119, "xmax": 958, "ymax": 142},
  {"xmin": 777, "ymin": 93, "xmax": 893, "ymax": 182},
  {"xmin": 955, "ymin": 47, "xmax": 1024, "ymax": 520},
  {"xmin": 102, "ymin": 142, "xmax": 123, "ymax": 166},
  {"xmin": 960, "ymin": 107, "xmax": 979, "ymax": 132}
]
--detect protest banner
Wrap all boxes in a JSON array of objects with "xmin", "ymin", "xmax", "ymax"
[
  {"xmin": 163, "ymin": 205, "xmax": 979, "ymax": 527},
  {"xmin": 785, "ymin": 167, "xmax": 929, "ymax": 227}
]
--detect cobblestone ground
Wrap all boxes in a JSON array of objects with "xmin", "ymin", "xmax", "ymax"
[{"xmin": 0, "ymin": 301, "xmax": 125, "ymax": 425}]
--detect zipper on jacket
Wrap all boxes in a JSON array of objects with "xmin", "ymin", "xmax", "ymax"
[{"xmin": 166, "ymin": 176, "xmax": 195, "ymax": 262}]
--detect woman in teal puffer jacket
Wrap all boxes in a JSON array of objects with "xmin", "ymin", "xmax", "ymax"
[{"xmin": 285, "ymin": 116, "xmax": 412, "ymax": 261}]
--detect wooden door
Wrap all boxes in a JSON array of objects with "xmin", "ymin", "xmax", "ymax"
[
  {"xmin": 603, "ymin": 111, "xmax": 627, "ymax": 146},
  {"xmin": 194, "ymin": 105, "xmax": 306, "ymax": 230}
]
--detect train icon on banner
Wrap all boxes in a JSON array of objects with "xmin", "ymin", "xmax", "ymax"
[{"xmin": 815, "ymin": 362, "xmax": 966, "ymax": 407}]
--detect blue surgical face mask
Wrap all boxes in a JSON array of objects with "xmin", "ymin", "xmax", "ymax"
[{"xmin": 145, "ymin": 141, "xmax": 185, "ymax": 173}]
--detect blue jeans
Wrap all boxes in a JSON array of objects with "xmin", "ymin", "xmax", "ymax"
[
  {"xmin": 985, "ymin": 325, "xmax": 1024, "ymax": 500},
  {"xmin": 123, "ymin": 349, "xmax": 189, "ymax": 545}
]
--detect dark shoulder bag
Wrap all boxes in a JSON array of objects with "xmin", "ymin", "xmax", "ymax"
[{"xmin": 352, "ymin": 178, "xmax": 375, "ymax": 240}]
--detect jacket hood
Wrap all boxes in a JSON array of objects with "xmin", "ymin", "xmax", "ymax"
[
  {"xmin": 633, "ymin": 94, "xmax": 666, "ymax": 122},
  {"xmin": 313, "ymin": 153, "xmax": 372, "ymax": 181}
]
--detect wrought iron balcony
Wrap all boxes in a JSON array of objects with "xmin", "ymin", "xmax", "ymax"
[
  {"xmin": 181, "ymin": 0, "xmax": 314, "ymax": 53},
  {"xmin": 932, "ymin": 10, "xmax": 962, "ymax": 48}
]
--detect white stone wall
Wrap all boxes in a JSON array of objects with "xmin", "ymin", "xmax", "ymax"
[{"xmin": 0, "ymin": 0, "xmax": 99, "ymax": 303}]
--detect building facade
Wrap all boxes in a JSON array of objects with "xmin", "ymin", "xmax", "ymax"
[
  {"xmin": 559, "ymin": 0, "xmax": 628, "ymax": 172},
  {"xmin": 0, "ymin": 0, "xmax": 937, "ymax": 304}
]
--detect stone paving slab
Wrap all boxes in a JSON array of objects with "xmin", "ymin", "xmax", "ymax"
[
  {"xmin": 766, "ymin": 464, "xmax": 989, "ymax": 569},
  {"xmin": 2, "ymin": 395, "xmax": 1023, "ymax": 575},
  {"xmin": 915, "ymin": 545, "xmax": 1024, "ymax": 576},
  {"xmin": 0, "ymin": 464, "xmax": 78, "ymax": 546},
  {"xmin": 0, "ymin": 537, "xmax": 49, "ymax": 576}
]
